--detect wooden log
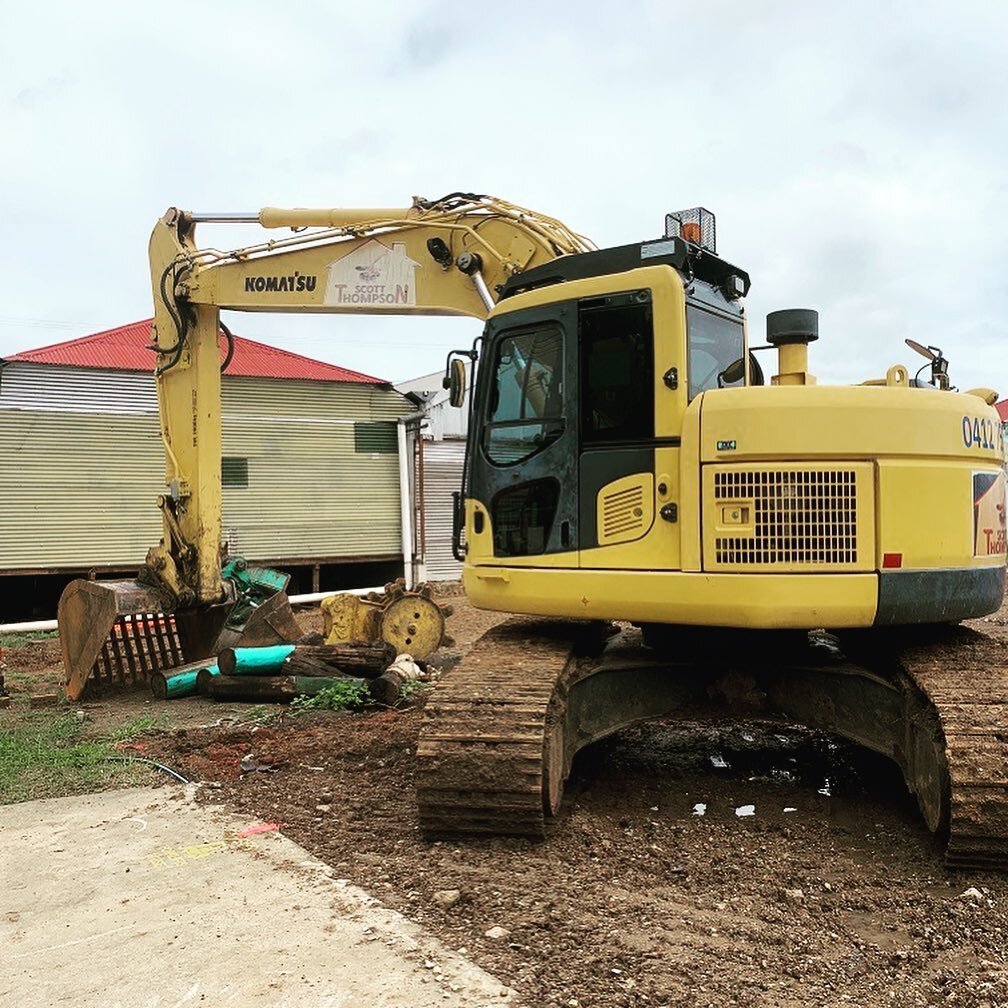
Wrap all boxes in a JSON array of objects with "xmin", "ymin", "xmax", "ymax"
[
  {"xmin": 368, "ymin": 668, "xmax": 405, "ymax": 706},
  {"xmin": 150, "ymin": 659, "xmax": 222, "ymax": 699},
  {"xmin": 151, "ymin": 663, "xmax": 219, "ymax": 699},
  {"xmin": 218, "ymin": 642, "xmax": 395, "ymax": 679},
  {"xmin": 206, "ymin": 673, "xmax": 364, "ymax": 703},
  {"xmin": 288, "ymin": 643, "xmax": 395, "ymax": 674},
  {"xmin": 195, "ymin": 665, "xmax": 226, "ymax": 695},
  {"xmin": 217, "ymin": 644, "xmax": 295, "ymax": 676}
]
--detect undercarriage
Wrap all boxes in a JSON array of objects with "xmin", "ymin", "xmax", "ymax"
[{"xmin": 417, "ymin": 618, "xmax": 1008, "ymax": 871}]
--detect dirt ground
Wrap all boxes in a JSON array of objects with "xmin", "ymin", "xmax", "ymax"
[{"xmin": 4, "ymin": 592, "xmax": 1008, "ymax": 1007}]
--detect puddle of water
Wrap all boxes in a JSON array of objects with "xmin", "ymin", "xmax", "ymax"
[{"xmin": 735, "ymin": 804, "xmax": 756, "ymax": 817}]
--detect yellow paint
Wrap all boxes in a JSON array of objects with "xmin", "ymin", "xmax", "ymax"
[
  {"xmin": 464, "ymin": 566, "xmax": 878, "ymax": 629},
  {"xmin": 771, "ymin": 342, "xmax": 816, "ymax": 386},
  {"xmin": 699, "ymin": 384, "xmax": 1005, "ymax": 464},
  {"xmin": 877, "ymin": 460, "xmax": 1005, "ymax": 568},
  {"xmin": 679, "ymin": 401, "xmax": 702, "ymax": 571},
  {"xmin": 145, "ymin": 196, "xmax": 593, "ymax": 607},
  {"xmin": 148, "ymin": 217, "xmax": 224, "ymax": 605}
]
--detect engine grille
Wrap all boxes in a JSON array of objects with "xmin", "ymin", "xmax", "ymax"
[
  {"xmin": 596, "ymin": 473, "xmax": 653, "ymax": 546},
  {"xmin": 602, "ymin": 484, "xmax": 645, "ymax": 540},
  {"xmin": 714, "ymin": 468, "xmax": 859, "ymax": 566}
]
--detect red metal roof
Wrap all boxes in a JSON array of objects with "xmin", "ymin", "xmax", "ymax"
[
  {"xmin": 3, "ymin": 319, "xmax": 387, "ymax": 384},
  {"xmin": 997, "ymin": 400, "xmax": 1008, "ymax": 422}
]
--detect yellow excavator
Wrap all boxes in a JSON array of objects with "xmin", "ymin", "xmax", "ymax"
[{"xmin": 57, "ymin": 193, "xmax": 1006, "ymax": 867}]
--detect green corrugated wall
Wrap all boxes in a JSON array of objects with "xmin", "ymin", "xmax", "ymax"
[{"xmin": 0, "ymin": 369, "xmax": 409, "ymax": 570}]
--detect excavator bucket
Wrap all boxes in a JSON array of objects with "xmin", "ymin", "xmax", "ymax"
[{"xmin": 58, "ymin": 578, "xmax": 303, "ymax": 701}]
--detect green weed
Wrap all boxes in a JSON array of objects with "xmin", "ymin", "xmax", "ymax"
[
  {"xmin": 398, "ymin": 679, "xmax": 432, "ymax": 703},
  {"xmin": 290, "ymin": 679, "xmax": 369, "ymax": 712},
  {"xmin": 107, "ymin": 713, "xmax": 169, "ymax": 743}
]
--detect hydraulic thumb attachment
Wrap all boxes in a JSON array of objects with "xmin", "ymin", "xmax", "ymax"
[{"xmin": 58, "ymin": 558, "xmax": 303, "ymax": 700}]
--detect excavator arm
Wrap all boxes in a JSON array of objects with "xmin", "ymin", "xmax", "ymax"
[
  {"xmin": 58, "ymin": 194, "xmax": 592, "ymax": 698},
  {"xmin": 147, "ymin": 193, "xmax": 593, "ymax": 608}
]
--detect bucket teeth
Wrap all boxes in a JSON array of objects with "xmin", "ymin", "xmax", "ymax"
[
  {"xmin": 98, "ymin": 614, "xmax": 184, "ymax": 688},
  {"xmin": 57, "ymin": 578, "xmax": 303, "ymax": 701},
  {"xmin": 58, "ymin": 579, "xmax": 186, "ymax": 700}
]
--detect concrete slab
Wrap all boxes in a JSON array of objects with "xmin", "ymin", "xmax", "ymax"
[{"xmin": 0, "ymin": 787, "xmax": 512, "ymax": 1008}]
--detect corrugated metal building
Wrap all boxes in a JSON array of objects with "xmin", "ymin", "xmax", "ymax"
[
  {"xmin": 396, "ymin": 365, "xmax": 470, "ymax": 581},
  {"xmin": 0, "ymin": 321, "xmax": 413, "ymax": 614}
]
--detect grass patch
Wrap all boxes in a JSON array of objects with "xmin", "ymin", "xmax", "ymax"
[
  {"xmin": 0, "ymin": 629, "xmax": 59, "ymax": 648},
  {"xmin": 107, "ymin": 713, "xmax": 168, "ymax": 742},
  {"xmin": 398, "ymin": 679, "xmax": 432, "ymax": 703},
  {"xmin": 0, "ymin": 713, "xmax": 153, "ymax": 805}
]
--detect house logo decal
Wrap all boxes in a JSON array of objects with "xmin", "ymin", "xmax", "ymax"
[{"xmin": 324, "ymin": 238, "xmax": 420, "ymax": 307}]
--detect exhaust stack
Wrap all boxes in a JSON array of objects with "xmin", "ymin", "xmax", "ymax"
[{"xmin": 768, "ymin": 308, "xmax": 818, "ymax": 386}]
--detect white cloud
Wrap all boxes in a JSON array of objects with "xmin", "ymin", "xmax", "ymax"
[{"xmin": 0, "ymin": 0, "xmax": 1004, "ymax": 394}]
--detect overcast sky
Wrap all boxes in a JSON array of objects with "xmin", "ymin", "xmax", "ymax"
[{"xmin": 2, "ymin": 1, "xmax": 1006, "ymax": 396}]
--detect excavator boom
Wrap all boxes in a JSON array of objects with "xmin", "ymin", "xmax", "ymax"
[{"xmin": 59, "ymin": 193, "xmax": 591, "ymax": 697}]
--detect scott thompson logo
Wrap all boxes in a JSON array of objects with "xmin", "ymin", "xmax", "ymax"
[{"xmin": 323, "ymin": 238, "xmax": 419, "ymax": 307}]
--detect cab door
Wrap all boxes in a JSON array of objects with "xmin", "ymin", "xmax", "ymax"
[
  {"xmin": 467, "ymin": 300, "xmax": 579, "ymax": 562},
  {"xmin": 577, "ymin": 288, "xmax": 657, "ymax": 557}
]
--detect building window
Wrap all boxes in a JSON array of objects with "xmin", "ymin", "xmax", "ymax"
[
  {"xmin": 222, "ymin": 456, "xmax": 249, "ymax": 488},
  {"xmin": 354, "ymin": 421, "xmax": 398, "ymax": 454}
]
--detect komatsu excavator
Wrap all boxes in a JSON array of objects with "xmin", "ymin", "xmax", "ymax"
[{"xmin": 57, "ymin": 194, "xmax": 1007, "ymax": 867}]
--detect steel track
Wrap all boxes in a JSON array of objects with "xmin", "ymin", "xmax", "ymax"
[
  {"xmin": 416, "ymin": 616, "xmax": 1008, "ymax": 871},
  {"xmin": 891, "ymin": 625, "xmax": 1008, "ymax": 870},
  {"xmin": 415, "ymin": 618, "xmax": 582, "ymax": 838}
]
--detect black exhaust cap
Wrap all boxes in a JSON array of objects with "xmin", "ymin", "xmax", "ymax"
[{"xmin": 767, "ymin": 308, "xmax": 819, "ymax": 346}]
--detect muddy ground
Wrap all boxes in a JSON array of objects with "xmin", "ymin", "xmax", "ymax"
[{"xmin": 4, "ymin": 593, "xmax": 1008, "ymax": 1007}]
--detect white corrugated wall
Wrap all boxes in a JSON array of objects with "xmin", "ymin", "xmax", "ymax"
[
  {"xmin": 0, "ymin": 362, "xmax": 410, "ymax": 570},
  {"xmin": 422, "ymin": 438, "xmax": 466, "ymax": 581}
]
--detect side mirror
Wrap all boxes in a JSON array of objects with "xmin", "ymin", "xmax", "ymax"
[
  {"xmin": 719, "ymin": 357, "xmax": 746, "ymax": 386},
  {"xmin": 445, "ymin": 357, "xmax": 467, "ymax": 408}
]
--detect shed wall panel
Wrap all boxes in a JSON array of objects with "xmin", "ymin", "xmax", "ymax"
[
  {"xmin": 0, "ymin": 363, "xmax": 409, "ymax": 571},
  {"xmin": 0, "ymin": 411, "xmax": 164, "ymax": 567},
  {"xmin": 0, "ymin": 363, "xmax": 157, "ymax": 414}
]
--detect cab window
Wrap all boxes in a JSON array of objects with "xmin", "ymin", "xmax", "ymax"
[
  {"xmin": 687, "ymin": 304, "xmax": 745, "ymax": 400},
  {"xmin": 484, "ymin": 325, "xmax": 564, "ymax": 467},
  {"xmin": 580, "ymin": 296, "xmax": 654, "ymax": 443}
]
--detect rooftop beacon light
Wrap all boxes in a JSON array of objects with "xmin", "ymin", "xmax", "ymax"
[{"xmin": 665, "ymin": 207, "xmax": 717, "ymax": 254}]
